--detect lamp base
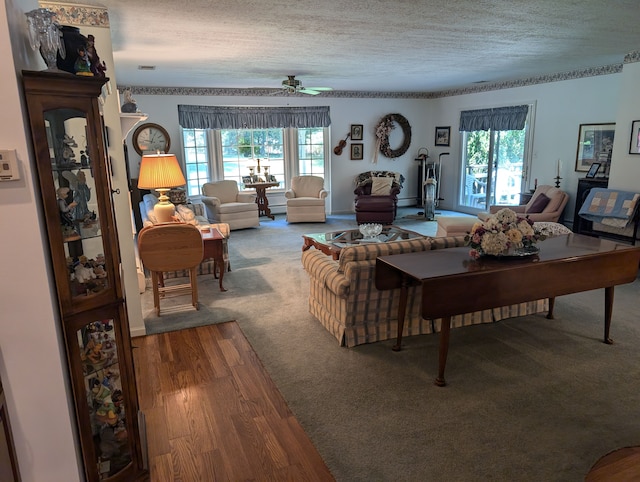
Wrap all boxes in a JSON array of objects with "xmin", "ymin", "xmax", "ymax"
[{"xmin": 154, "ymin": 189, "xmax": 176, "ymax": 223}]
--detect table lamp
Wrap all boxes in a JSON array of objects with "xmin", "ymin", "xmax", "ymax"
[{"xmin": 137, "ymin": 153, "xmax": 186, "ymax": 223}]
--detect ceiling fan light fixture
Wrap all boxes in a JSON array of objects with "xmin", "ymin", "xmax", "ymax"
[{"xmin": 138, "ymin": 65, "xmax": 156, "ymax": 70}]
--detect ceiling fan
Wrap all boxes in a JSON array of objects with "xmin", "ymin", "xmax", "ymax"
[{"xmin": 281, "ymin": 75, "xmax": 332, "ymax": 95}]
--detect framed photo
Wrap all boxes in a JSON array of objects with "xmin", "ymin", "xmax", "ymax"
[
  {"xmin": 350, "ymin": 143, "xmax": 363, "ymax": 160},
  {"xmin": 350, "ymin": 124, "xmax": 363, "ymax": 141},
  {"xmin": 585, "ymin": 162, "xmax": 600, "ymax": 179},
  {"xmin": 435, "ymin": 126, "xmax": 450, "ymax": 146},
  {"xmin": 629, "ymin": 120, "xmax": 640, "ymax": 155},
  {"xmin": 575, "ymin": 123, "xmax": 615, "ymax": 172}
]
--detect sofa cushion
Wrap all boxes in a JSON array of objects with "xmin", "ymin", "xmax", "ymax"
[
  {"xmin": 142, "ymin": 193, "xmax": 159, "ymax": 224},
  {"xmin": 526, "ymin": 192, "xmax": 550, "ymax": 213},
  {"xmin": 337, "ymin": 238, "xmax": 432, "ymax": 273}
]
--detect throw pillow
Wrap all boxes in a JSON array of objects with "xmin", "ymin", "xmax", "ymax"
[
  {"xmin": 371, "ymin": 176, "xmax": 393, "ymax": 195},
  {"xmin": 176, "ymin": 204, "xmax": 197, "ymax": 225},
  {"xmin": 527, "ymin": 193, "xmax": 551, "ymax": 213}
]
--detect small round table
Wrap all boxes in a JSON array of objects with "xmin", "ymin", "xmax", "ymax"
[{"xmin": 245, "ymin": 181, "xmax": 279, "ymax": 219}]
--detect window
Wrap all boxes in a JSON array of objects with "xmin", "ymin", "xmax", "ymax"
[
  {"xmin": 458, "ymin": 104, "xmax": 533, "ymax": 211},
  {"xmin": 221, "ymin": 129, "xmax": 284, "ymax": 188},
  {"xmin": 298, "ymin": 128, "xmax": 325, "ymax": 177},
  {"xmin": 181, "ymin": 127, "xmax": 327, "ymax": 196},
  {"xmin": 183, "ymin": 129, "xmax": 209, "ymax": 197}
]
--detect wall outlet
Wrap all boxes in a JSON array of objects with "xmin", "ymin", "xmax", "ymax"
[{"xmin": 0, "ymin": 149, "xmax": 20, "ymax": 181}]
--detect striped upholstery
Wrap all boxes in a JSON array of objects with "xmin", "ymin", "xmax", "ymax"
[{"xmin": 302, "ymin": 235, "xmax": 548, "ymax": 347}]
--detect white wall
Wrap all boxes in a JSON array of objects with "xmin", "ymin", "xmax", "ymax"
[
  {"xmin": 126, "ymin": 94, "xmax": 431, "ymax": 214},
  {"xmin": 127, "ymin": 70, "xmax": 632, "ymax": 225},
  {"xmin": 609, "ymin": 60, "xmax": 640, "ymax": 190},
  {"xmin": 1, "ymin": 1, "xmax": 83, "ymax": 480},
  {"xmin": 429, "ymin": 74, "xmax": 621, "ymax": 220}
]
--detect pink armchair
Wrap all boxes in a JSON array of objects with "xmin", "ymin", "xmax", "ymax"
[{"xmin": 478, "ymin": 185, "xmax": 569, "ymax": 223}]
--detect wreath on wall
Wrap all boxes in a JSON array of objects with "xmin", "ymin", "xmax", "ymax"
[{"xmin": 374, "ymin": 113, "xmax": 412, "ymax": 162}]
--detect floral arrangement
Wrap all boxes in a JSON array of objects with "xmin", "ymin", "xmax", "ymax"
[
  {"xmin": 372, "ymin": 116, "xmax": 395, "ymax": 164},
  {"xmin": 465, "ymin": 208, "xmax": 546, "ymax": 259}
]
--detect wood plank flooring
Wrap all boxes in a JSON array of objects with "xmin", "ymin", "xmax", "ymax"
[{"xmin": 133, "ymin": 322, "xmax": 334, "ymax": 481}]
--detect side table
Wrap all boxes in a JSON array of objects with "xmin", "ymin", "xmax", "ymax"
[
  {"xmin": 201, "ymin": 227, "xmax": 227, "ymax": 292},
  {"xmin": 245, "ymin": 181, "xmax": 279, "ymax": 219}
]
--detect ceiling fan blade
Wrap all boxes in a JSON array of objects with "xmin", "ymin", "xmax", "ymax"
[
  {"xmin": 298, "ymin": 88, "xmax": 321, "ymax": 95},
  {"xmin": 305, "ymin": 87, "xmax": 333, "ymax": 91}
]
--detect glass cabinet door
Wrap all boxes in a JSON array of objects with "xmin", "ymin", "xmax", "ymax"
[
  {"xmin": 67, "ymin": 308, "xmax": 138, "ymax": 480},
  {"xmin": 46, "ymin": 109, "xmax": 112, "ymax": 301}
]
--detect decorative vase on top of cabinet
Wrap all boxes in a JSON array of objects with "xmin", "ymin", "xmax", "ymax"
[{"xmin": 22, "ymin": 70, "xmax": 148, "ymax": 482}]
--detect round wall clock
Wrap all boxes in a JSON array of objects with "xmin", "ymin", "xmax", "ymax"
[{"xmin": 132, "ymin": 122, "xmax": 171, "ymax": 156}]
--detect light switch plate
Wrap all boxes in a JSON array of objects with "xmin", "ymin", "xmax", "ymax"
[{"xmin": 0, "ymin": 149, "xmax": 20, "ymax": 181}]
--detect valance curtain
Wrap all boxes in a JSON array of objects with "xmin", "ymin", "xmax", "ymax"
[
  {"xmin": 178, "ymin": 105, "xmax": 331, "ymax": 130},
  {"xmin": 459, "ymin": 105, "xmax": 529, "ymax": 132}
]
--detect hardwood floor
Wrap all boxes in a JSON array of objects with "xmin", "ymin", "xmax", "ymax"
[{"xmin": 133, "ymin": 322, "xmax": 334, "ymax": 481}]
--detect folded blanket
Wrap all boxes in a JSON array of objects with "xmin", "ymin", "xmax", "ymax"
[{"xmin": 579, "ymin": 188, "xmax": 640, "ymax": 228}]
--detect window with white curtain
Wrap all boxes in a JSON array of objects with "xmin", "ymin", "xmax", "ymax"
[
  {"xmin": 182, "ymin": 127, "xmax": 327, "ymax": 197},
  {"xmin": 178, "ymin": 105, "xmax": 330, "ymax": 197}
]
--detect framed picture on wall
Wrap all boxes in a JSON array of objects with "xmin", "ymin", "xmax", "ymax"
[
  {"xmin": 350, "ymin": 143, "xmax": 363, "ymax": 160},
  {"xmin": 435, "ymin": 126, "xmax": 450, "ymax": 146},
  {"xmin": 574, "ymin": 122, "xmax": 615, "ymax": 171},
  {"xmin": 629, "ymin": 120, "xmax": 640, "ymax": 155},
  {"xmin": 350, "ymin": 124, "xmax": 363, "ymax": 141}
]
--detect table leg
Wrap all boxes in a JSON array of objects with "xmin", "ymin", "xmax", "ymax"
[
  {"xmin": 392, "ymin": 277, "xmax": 410, "ymax": 352},
  {"xmin": 546, "ymin": 297, "xmax": 555, "ymax": 319},
  {"xmin": 254, "ymin": 187, "xmax": 274, "ymax": 219},
  {"xmin": 435, "ymin": 316, "xmax": 452, "ymax": 387},
  {"xmin": 604, "ymin": 286, "xmax": 614, "ymax": 344}
]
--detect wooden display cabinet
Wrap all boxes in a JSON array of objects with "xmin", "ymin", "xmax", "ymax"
[{"xmin": 22, "ymin": 71, "xmax": 148, "ymax": 481}]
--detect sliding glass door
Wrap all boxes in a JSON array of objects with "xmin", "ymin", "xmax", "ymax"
[{"xmin": 459, "ymin": 105, "xmax": 532, "ymax": 211}]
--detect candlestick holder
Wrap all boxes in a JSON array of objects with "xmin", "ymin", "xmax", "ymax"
[{"xmin": 554, "ymin": 176, "xmax": 562, "ymax": 188}]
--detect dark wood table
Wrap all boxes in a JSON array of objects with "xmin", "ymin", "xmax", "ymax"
[
  {"xmin": 375, "ymin": 234, "xmax": 640, "ymax": 386},
  {"xmin": 245, "ymin": 181, "xmax": 279, "ymax": 219},
  {"xmin": 201, "ymin": 227, "xmax": 227, "ymax": 291}
]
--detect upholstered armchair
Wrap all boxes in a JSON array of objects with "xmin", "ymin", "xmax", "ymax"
[
  {"xmin": 285, "ymin": 175, "xmax": 327, "ymax": 223},
  {"xmin": 201, "ymin": 180, "xmax": 259, "ymax": 230},
  {"xmin": 353, "ymin": 171, "xmax": 405, "ymax": 224},
  {"xmin": 478, "ymin": 184, "xmax": 569, "ymax": 223}
]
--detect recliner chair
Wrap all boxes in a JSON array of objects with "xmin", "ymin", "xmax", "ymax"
[
  {"xmin": 285, "ymin": 175, "xmax": 327, "ymax": 223},
  {"xmin": 201, "ymin": 180, "xmax": 259, "ymax": 230},
  {"xmin": 353, "ymin": 171, "xmax": 404, "ymax": 224}
]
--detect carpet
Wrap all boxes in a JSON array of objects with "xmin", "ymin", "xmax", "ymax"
[{"xmin": 140, "ymin": 208, "xmax": 640, "ymax": 481}]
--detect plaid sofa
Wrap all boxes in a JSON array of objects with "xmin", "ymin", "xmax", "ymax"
[{"xmin": 302, "ymin": 235, "xmax": 547, "ymax": 347}]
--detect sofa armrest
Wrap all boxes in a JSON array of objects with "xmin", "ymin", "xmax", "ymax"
[
  {"xmin": 237, "ymin": 192, "xmax": 257, "ymax": 203},
  {"xmin": 489, "ymin": 204, "xmax": 526, "ymax": 214},
  {"xmin": 302, "ymin": 250, "xmax": 350, "ymax": 297},
  {"xmin": 284, "ymin": 189, "xmax": 295, "ymax": 199},
  {"xmin": 319, "ymin": 189, "xmax": 328, "ymax": 199}
]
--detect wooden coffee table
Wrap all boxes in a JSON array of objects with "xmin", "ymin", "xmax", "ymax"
[
  {"xmin": 302, "ymin": 226, "xmax": 424, "ymax": 260},
  {"xmin": 376, "ymin": 234, "xmax": 640, "ymax": 386}
]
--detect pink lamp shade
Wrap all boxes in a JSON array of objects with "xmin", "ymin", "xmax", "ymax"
[{"xmin": 137, "ymin": 153, "xmax": 186, "ymax": 223}]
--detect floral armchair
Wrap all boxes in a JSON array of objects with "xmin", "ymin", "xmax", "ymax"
[{"xmin": 353, "ymin": 171, "xmax": 405, "ymax": 224}]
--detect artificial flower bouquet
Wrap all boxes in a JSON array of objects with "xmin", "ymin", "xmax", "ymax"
[{"xmin": 465, "ymin": 208, "xmax": 546, "ymax": 259}]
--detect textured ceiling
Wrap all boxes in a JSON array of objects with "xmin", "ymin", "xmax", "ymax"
[{"xmin": 77, "ymin": 0, "xmax": 640, "ymax": 93}]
